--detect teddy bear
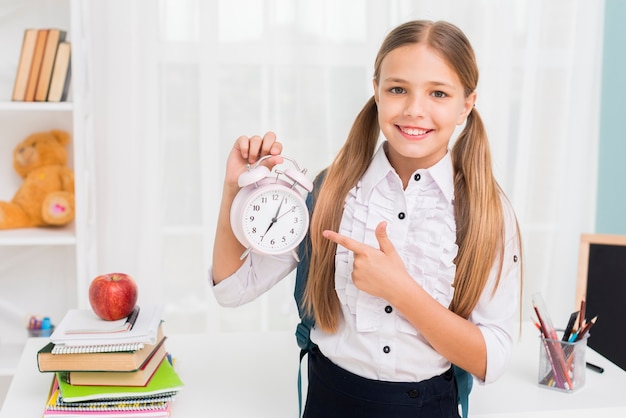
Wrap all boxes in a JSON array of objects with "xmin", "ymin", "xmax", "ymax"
[{"xmin": 0, "ymin": 129, "xmax": 75, "ymax": 229}]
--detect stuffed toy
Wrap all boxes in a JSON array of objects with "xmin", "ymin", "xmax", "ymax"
[{"xmin": 0, "ymin": 129, "xmax": 75, "ymax": 229}]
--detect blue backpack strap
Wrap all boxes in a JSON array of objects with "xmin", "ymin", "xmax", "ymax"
[
  {"xmin": 295, "ymin": 235, "xmax": 314, "ymax": 418},
  {"xmin": 453, "ymin": 364, "xmax": 472, "ymax": 418},
  {"xmin": 295, "ymin": 170, "xmax": 326, "ymax": 417}
]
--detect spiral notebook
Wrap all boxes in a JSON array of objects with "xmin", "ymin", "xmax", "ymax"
[
  {"xmin": 44, "ymin": 376, "xmax": 173, "ymax": 417},
  {"xmin": 50, "ymin": 305, "xmax": 163, "ymax": 353},
  {"xmin": 63, "ymin": 306, "xmax": 141, "ymax": 335}
]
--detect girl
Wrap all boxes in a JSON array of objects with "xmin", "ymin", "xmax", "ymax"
[{"xmin": 211, "ymin": 20, "xmax": 522, "ymax": 418}]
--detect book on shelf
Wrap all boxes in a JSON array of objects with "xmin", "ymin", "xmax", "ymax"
[
  {"xmin": 12, "ymin": 28, "xmax": 38, "ymax": 101},
  {"xmin": 67, "ymin": 342, "xmax": 168, "ymax": 387},
  {"xmin": 55, "ymin": 355, "xmax": 184, "ymax": 403},
  {"xmin": 24, "ymin": 29, "xmax": 49, "ymax": 101},
  {"xmin": 47, "ymin": 41, "xmax": 71, "ymax": 102},
  {"xmin": 50, "ymin": 304, "xmax": 163, "ymax": 349},
  {"xmin": 35, "ymin": 29, "xmax": 67, "ymax": 101},
  {"xmin": 44, "ymin": 376, "xmax": 172, "ymax": 417},
  {"xmin": 38, "ymin": 323, "xmax": 166, "ymax": 373}
]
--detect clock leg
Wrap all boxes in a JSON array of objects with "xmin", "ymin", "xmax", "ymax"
[{"xmin": 239, "ymin": 247, "xmax": 252, "ymax": 260}]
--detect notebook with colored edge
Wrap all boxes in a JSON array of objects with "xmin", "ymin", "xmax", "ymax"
[
  {"xmin": 43, "ymin": 376, "xmax": 172, "ymax": 417},
  {"xmin": 56, "ymin": 355, "xmax": 183, "ymax": 403}
]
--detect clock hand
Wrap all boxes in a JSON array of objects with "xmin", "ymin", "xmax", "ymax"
[
  {"xmin": 275, "ymin": 205, "xmax": 297, "ymax": 221},
  {"xmin": 260, "ymin": 197, "xmax": 286, "ymax": 241},
  {"xmin": 260, "ymin": 205, "xmax": 296, "ymax": 242}
]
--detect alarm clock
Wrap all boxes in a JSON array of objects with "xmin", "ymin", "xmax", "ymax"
[{"xmin": 230, "ymin": 155, "xmax": 314, "ymax": 260}]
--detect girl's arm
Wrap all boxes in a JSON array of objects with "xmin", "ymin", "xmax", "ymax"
[
  {"xmin": 212, "ymin": 132, "xmax": 283, "ymax": 283},
  {"xmin": 390, "ymin": 272, "xmax": 488, "ymax": 378}
]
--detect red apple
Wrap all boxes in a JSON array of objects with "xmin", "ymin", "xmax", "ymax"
[{"xmin": 89, "ymin": 273, "xmax": 138, "ymax": 321}]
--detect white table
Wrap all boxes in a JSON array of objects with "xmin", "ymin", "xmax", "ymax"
[
  {"xmin": 470, "ymin": 322, "xmax": 626, "ymax": 417},
  {"xmin": 1, "ymin": 323, "xmax": 625, "ymax": 417}
]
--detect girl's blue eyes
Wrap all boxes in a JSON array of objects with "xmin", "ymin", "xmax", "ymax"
[
  {"xmin": 389, "ymin": 87, "xmax": 405, "ymax": 94},
  {"xmin": 432, "ymin": 91, "xmax": 447, "ymax": 98}
]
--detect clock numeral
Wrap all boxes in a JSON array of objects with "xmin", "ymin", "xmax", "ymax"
[
  {"xmin": 249, "ymin": 215, "xmax": 255, "ymax": 222},
  {"xmin": 293, "ymin": 217, "xmax": 299, "ymax": 223},
  {"xmin": 261, "ymin": 197, "xmax": 268, "ymax": 204},
  {"xmin": 272, "ymin": 194, "xmax": 280, "ymax": 201},
  {"xmin": 252, "ymin": 204, "xmax": 261, "ymax": 211},
  {"xmin": 289, "ymin": 228, "xmax": 295, "ymax": 235},
  {"xmin": 281, "ymin": 236, "xmax": 286, "ymax": 243},
  {"xmin": 270, "ymin": 239, "xmax": 276, "ymax": 245},
  {"xmin": 252, "ymin": 227, "xmax": 257, "ymax": 234}
]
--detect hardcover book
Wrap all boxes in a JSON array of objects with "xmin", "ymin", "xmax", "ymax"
[
  {"xmin": 67, "ymin": 342, "xmax": 168, "ymax": 387},
  {"xmin": 24, "ymin": 29, "xmax": 49, "ymax": 101},
  {"xmin": 47, "ymin": 41, "xmax": 71, "ymax": 102},
  {"xmin": 12, "ymin": 28, "xmax": 38, "ymax": 101},
  {"xmin": 37, "ymin": 325, "xmax": 165, "ymax": 373}
]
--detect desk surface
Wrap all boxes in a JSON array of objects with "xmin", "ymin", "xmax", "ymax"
[
  {"xmin": 470, "ymin": 323, "xmax": 626, "ymax": 417},
  {"xmin": 1, "ymin": 323, "xmax": 625, "ymax": 418}
]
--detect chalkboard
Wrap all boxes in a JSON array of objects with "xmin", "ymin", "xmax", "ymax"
[{"xmin": 576, "ymin": 233, "xmax": 626, "ymax": 371}]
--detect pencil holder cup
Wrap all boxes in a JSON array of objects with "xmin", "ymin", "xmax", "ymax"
[
  {"xmin": 28, "ymin": 325, "xmax": 54, "ymax": 337},
  {"xmin": 538, "ymin": 334, "xmax": 588, "ymax": 392}
]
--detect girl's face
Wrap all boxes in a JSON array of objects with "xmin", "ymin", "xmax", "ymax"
[{"xmin": 374, "ymin": 43, "xmax": 476, "ymax": 174}]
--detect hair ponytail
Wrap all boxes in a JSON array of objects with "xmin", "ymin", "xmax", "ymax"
[
  {"xmin": 303, "ymin": 96, "xmax": 379, "ymax": 332},
  {"xmin": 450, "ymin": 108, "xmax": 505, "ymax": 318}
]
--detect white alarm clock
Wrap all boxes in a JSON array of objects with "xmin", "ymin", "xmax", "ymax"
[{"xmin": 230, "ymin": 155, "xmax": 314, "ymax": 260}]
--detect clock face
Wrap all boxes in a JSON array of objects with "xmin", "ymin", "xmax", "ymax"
[{"xmin": 240, "ymin": 187, "xmax": 309, "ymax": 254}]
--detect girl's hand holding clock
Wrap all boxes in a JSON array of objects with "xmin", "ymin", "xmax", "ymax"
[
  {"xmin": 225, "ymin": 132, "xmax": 284, "ymax": 191},
  {"xmin": 213, "ymin": 131, "xmax": 285, "ymax": 281}
]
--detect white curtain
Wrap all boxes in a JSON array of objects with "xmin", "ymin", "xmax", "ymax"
[{"xmin": 90, "ymin": 0, "xmax": 604, "ymax": 334}]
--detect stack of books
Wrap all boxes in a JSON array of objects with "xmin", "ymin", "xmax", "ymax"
[
  {"xmin": 36, "ymin": 305, "xmax": 183, "ymax": 417},
  {"xmin": 12, "ymin": 28, "xmax": 72, "ymax": 102}
]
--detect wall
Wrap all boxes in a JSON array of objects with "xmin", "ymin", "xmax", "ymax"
[{"xmin": 597, "ymin": 0, "xmax": 626, "ymax": 234}]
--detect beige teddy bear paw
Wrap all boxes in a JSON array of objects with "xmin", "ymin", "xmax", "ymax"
[{"xmin": 42, "ymin": 192, "xmax": 75, "ymax": 226}]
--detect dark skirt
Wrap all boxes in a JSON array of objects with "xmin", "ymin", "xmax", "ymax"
[{"xmin": 303, "ymin": 347, "xmax": 460, "ymax": 418}]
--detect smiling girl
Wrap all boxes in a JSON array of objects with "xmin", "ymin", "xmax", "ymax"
[{"xmin": 212, "ymin": 20, "xmax": 522, "ymax": 418}]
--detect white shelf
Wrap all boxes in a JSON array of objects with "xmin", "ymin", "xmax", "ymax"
[
  {"xmin": 0, "ymin": 343, "xmax": 24, "ymax": 377},
  {"xmin": 0, "ymin": 225, "xmax": 76, "ymax": 246},
  {"xmin": 0, "ymin": 0, "xmax": 95, "ymax": 381},
  {"xmin": 0, "ymin": 102, "xmax": 73, "ymax": 112}
]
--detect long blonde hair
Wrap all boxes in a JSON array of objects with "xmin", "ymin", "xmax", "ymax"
[{"xmin": 304, "ymin": 20, "xmax": 518, "ymax": 331}]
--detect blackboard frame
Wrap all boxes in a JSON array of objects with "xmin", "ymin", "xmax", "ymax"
[{"xmin": 575, "ymin": 233, "xmax": 626, "ymax": 370}]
